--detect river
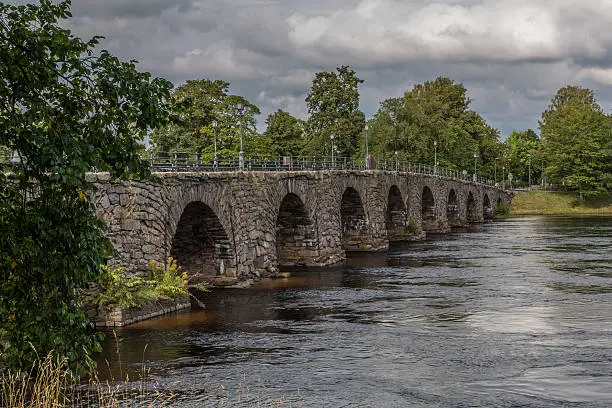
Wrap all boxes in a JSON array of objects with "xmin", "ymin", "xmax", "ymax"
[{"xmin": 98, "ymin": 216, "xmax": 612, "ymax": 407}]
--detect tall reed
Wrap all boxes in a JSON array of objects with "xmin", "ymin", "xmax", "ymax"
[{"xmin": 1, "ymin": 351, "xmax": 175, "ymax": 407}]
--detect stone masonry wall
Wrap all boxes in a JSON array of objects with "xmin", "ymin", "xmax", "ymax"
[{"xmin": 90, "ymin": 171, "xmax": 512, "ymax": 282}]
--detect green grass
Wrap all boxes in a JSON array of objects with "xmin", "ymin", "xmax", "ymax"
[{"xmin": 510, "ymin": 190, "xmax": 612, "ymax": 216}]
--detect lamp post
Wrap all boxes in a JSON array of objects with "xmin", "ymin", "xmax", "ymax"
[
  {"xmin": 494, "ymin": 157, "xmax": 499, "ymax": 184},
  {"xmin": 434, "ymin": 139, "xmax": 437, "ymax": 174},
  {"xmin": 473, "ymin": 153, "xmax": 479, "ymax": 182},
  {"xmin": 365, "ymin": 123, "xmax": 370, "ymax": 170},
  {"xmin": 394, "ymin": 150, "xmax": 398, "ymax": 171},
  {"xmin": 330, "ymin": 133, "xmax": 335, "ymax": 168},
  {"xmin": 237, "ymin": 102, "xmax": 244, "ymax": 171},
  {"xmin": 502, "ymin": 165, "xmax": 505, "ymax": 188},
  {"xmin": 528, "ymin": 155, "xmax": 531, "ymax": 190},
  {"xmin": 212, "ymin": 120, "xmax": 218, "ymax": 170}
]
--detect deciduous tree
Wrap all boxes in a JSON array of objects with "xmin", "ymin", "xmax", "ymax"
[
  {"xmin": 150, "ymin": 79, "xmax": 262, "ymax": 159},
  {"xmin": 503, "ymin": 129, "xmax": 539, "ymax": 186},
  {"xmin": 365, "ymin": 77, "xmax": 503, "ymax": 176},
  {"xmin": 304, "ymin": 66, "xmax": 365, "ymax": 157},
  {"xmin": 263, "ymin": 109, "xmax": 305, "ymax": 156},
  {"xmin": 539, "ymin": 86, "xmax": 611, "ymax": 195},
  {"xmin": 0, "ymin": 0, "xmax": 172, "ymax": 373}
]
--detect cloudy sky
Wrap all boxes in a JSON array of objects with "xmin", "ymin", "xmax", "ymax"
[{"xmin": 57, "ymin": 0, "xmax": 612, "ymax": 136}]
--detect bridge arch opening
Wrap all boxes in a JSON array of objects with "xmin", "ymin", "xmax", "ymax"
[
  {"xmin": 386, "ymin": 185, "xmax": 407, "ymax": 239},
  {"xmin": 495, "ymin": 198, "xmax": 505, "ymax": 216},
  {"xmin": 341, "ymin": 187, "xmax": 371, "ymax": 250},
  {"xmin": 276, "ymin": 193, "xmax": 317, "ymax": 265},
  {"xmin": 421, "ymin": 186, "xmax": 436, "ymax": 230},
  {"xmin": 447, "ymin": 189, "xmax": 459, "ymax": 226},
  {"xmin": 170, "ymin": 201, "xmax": 235, "ymax": 282},
  {"xmin": 483, "ymin": 194, "xmax": 493, "ymax": 219},
  {"xmin": 466, "ymin": 192, "xmax": 478, "ymax": 223}
]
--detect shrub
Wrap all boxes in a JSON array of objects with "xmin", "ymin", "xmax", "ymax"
[
  {"xmin": 89, "ymin": 266, "xmax": 157, "ymax": 312},
  {"xmin": 148, "ymin": 258, "xmax": 189, "ymax": 300},
  {"xmin": 407, "ymin": 215, "xmax": 420, "ymax": 234},
  {"xmin": 88, "ymin": 259, "xmax": 188, "ymax": 313}
]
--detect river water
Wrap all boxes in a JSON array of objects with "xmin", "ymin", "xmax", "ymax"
[{"xmin": 98, "ymin": 216, "xmax": 612, "ymax": 407}]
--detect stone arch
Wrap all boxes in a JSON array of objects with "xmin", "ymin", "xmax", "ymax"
[
  {"xmin": 170, "ymin": 201, "xmax": 235, "ymax": 282},
  {"xmin": 276, "ymin": 193, "xmax": 318, "ymax": 265},
  {"xmin": 483, "ymin": 194, "xmax": 493, "ymax": 219},
  {"xmin": 341, "ymin": 187, "xmax": 372, "ymax": 250},
  {"xmin": 466, "ymin": 191, "xmax": 478, "ymax": 223},
  {"xmin": 421, "ymin": 185, "xmax": 437, "ymax": 231},
  {"xmin": 386, "ymin": 185, "xmax": 408, "ymax": 240},
  {"xmin": 446, "ymin": 188, "xmax": 460, "ymax": 226}
]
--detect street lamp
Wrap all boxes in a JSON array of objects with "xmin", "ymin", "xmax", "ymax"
[
  {"xmin": 494, "ymin": 157, "xmax": 500, "ymax": 184},
  {"xmin": 330, "ymin": 133, "xmax": 335, "ymax": 168},
  {"xmin": 502, "ymin": 165, "xmax": 506, "ymax": 188},
  {"xmin": 394, "ymin": 150, "xmax": 398, "ymax": 171},
  {"xmin": 365, "ymin": 123, "xmax": 370, "ymax": 170},
  {"xmin": 433, "ymin": 139, "xmax": 437, "ymax": 174},
  {"xmin": 237, "ymin": 102, "xmax": 244, "ymax": 171},
  {"xmin": 473, "ymin": 153, "xmax": 479, "ymax": 182},
  {"xmin": 212, "ymin": 120, "xmax": 218, "ymax": 170},
  {"xmin": 528, "ymin": 155, "xmax": 532, "ymax": 190}
]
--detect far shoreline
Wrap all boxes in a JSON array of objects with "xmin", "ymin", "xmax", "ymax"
[{"xmin": 508, "ymin": 190, "xmax": 612, "ymax": 217}]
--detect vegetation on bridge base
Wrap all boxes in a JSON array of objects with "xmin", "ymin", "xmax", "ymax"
[{"xmin": 510, "ymin": 191, "xmax": 612, "ymax": 216}]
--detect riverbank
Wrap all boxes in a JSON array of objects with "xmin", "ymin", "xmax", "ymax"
[{"xmin": 510, "ymin": 190, "xmax": 612, "ymax": 216}]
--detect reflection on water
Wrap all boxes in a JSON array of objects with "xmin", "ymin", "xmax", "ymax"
[{"xmin": 98, "ymin": 216, "xmax": 612, "ymax": 407}]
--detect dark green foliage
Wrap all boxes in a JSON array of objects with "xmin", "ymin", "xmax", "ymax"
[
  {"xmin": 502, "ymin": 129, "xmax": 540, "ymax": 186},
  {"xmin": 150, "ymin": 78, "xmax": 265, "ymax": 158},
  {"xmin": 304, "ymin": 65, "xmax": 365, "ymax": 157},
  {"xmin": 263, "ymin": 109, "xmax": 305, "ymax": 156},
  {"xmin": 539, "ymin": 86, "xmax": 612, "ymax": 196},
  {"xmin": 0, "ymin": 0, "xmax": 171, "ymax": 374},
  {"xmin": 365, "ymin": 77, "xmax": 503, "ymax": 176}
]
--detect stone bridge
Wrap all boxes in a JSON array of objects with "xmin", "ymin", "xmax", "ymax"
[{"xmin": 90, "ymin": 170, "xmax": 512, "ymax": 282}]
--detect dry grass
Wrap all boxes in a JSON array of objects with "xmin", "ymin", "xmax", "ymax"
[
  {"xmin": 1, "ymin": 333, "xmax": 301, "ymax": 407},
  {"xmin": 510, "ymin": 191, "xmax": 612, "ymax": 216},
  {"xmin": 1, "ymin": 353, "xmax": 302, "ymax": 407},
  {"xmin": 1, "ymin": 352, "xmax": 175, "ymax": 408}
]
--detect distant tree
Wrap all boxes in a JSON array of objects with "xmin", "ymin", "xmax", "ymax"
[
  {"xmin": 365, "ymin": 77, "xmax": 503, "ymax": 176},
  {"xmin": 503, "ymin": 129, "xmax": 540, "ymax": 186},
  {"xmin": 539, "ymin": 86, "xmax": 611, "ymax": 196},
  {"xmin": 263, "ymin": 110, "xmax": 305, "ymax": 156},
  {"xmin": 150, "ymin": 79, "xmax": 228, "ymax": 152},
  {"xmin": 0, "ymin": 0, "xmax": 172, "ymax": 373},
  {"xmin": 304, "ymin": 65, "xmax": 365, "ymax": 157},
  {"xmin": 150, "ymin": 79, "xmax": 262, "ymax": 158}
]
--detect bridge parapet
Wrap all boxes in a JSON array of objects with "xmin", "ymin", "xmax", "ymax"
[{"xmin": 141, "ymin": 153, "xmax": 499, "ymax": 187}]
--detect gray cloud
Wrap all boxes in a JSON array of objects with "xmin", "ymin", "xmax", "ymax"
[
  {"xmin": 53, "ymin": 0, "xmax": 612, "ymax": 135},
  {"xmin": 70, "ymin": 0, "xmax": 196, "ymax": 19}
]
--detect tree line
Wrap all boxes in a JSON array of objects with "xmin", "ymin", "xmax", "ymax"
[
  {"xmin": 1, "ymin": 1, "xmax": 610, "ymax": 375},
  {"xmin": 151, "ymin": 73, "xmax": 611, "ymax": 196}
]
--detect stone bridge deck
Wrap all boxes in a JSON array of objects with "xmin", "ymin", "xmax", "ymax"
[{"xmin": 91, "ymin": 170, "xmax": 512, "ymax": 282}]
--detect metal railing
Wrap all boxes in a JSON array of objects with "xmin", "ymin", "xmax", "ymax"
[
  {"xmin": 1, "ymin": 151, "xmax": 498, "ymax": 187},
  {"xmin": 142, "ymin": 152, "xmax": 498, "ymax": 187}
]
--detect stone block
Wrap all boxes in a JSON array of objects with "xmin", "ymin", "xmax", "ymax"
[
  {"xmin": 121, "ymin": 218, "xmax": 140, "ymax": 231},
  {"xmin": 108, "ymin": 193, "xmax": 120, "ymax": 205}
]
